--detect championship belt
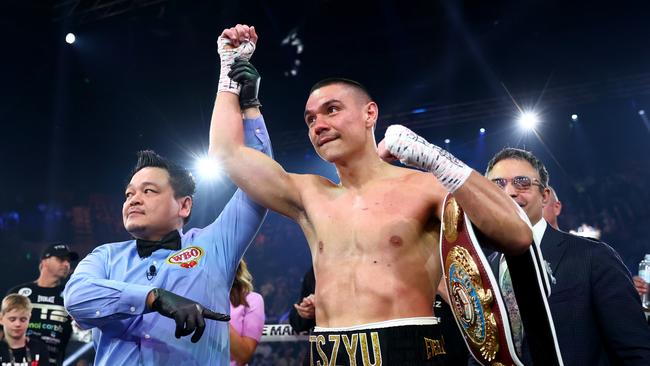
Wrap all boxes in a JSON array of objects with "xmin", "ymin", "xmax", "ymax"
[
  {"xmin": 439, "ymin": 194, "xmax": 523, "ymax": 366},
  {"xmin": 440, "ymin": 193, "xmax": 564, "ymax": 366}
]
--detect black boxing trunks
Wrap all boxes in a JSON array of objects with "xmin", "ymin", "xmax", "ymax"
[{"xmin": 310, "ymin": 317, "xmax": 447, "ymax": 366}]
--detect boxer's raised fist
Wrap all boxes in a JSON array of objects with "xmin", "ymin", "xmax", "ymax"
[{"xmin": 217, "ymin": 24, "xmax": 258, "ymax": 94}]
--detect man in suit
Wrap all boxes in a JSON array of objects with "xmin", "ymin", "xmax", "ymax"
[
  {"xmin": 289, "ymin": 267, "xmax": 316, "ymax": 366},
  {"xmin": 289, "ymin": 266, "xmax": 316, "ymax": 335},
  {"xmin": 478, "ymin": 147, "xmax": 650, "ymax": 365},
  {"xmin": 543, "ymin": 186, "xmax": 562, "ymax": 230}
]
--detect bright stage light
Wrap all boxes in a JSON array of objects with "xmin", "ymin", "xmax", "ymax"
[
  {"xmin": 571, "ymin": 114, "xmax": 578, "ymax": 121},
  {"xmin": 639, "ymin": 110, "xmax": 646, "ymax": 116},
  {"xmin": 65, "ymin": 33, "xmax": 76, "ymax": 44},
  {"xmin": 444, "ymin": 138, "xmax": 451, "ymax": 144},
  {"xmin": 518, "ymin": 111, "xmax": 539, "ymax": 130},
  {"xmin": 479, "ymin": 127, "xmax": 486, "ymax": 135},
  {"xmin": 195, "ymin": 156, "xmax": 221, "ymax": 181}
]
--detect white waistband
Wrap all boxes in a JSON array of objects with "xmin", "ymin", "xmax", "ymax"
[{"xmin": 314, "ymin": 316, "xmax": 439, "ymax": 332}]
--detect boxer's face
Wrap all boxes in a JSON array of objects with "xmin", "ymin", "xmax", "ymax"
[
  {"xmin": 305, "ymin": 84, "xmax": 375, "ymax": 162},
  {"xmin": 123, "ymin": 167, "xmax": 190, "ymax": 240},
  {"xmin": 487, "ymin": 158, "xmax": 550, "ymax": 224}
]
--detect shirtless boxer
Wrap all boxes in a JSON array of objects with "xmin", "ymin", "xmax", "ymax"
[{"xmin": 210, "ymin": 24, "xmax": 532, "ymax": 365}]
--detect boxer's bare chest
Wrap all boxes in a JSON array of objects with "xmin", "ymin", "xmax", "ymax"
[{"xmin": 299, "ymin": 177, "xmax": 438, "ymax": 258}]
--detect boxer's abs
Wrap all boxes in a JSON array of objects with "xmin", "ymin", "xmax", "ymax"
[
  {"xmin": 311, "ymin": 233, "xmax": 442, "ymax": 328},
  {"xmin": 300, "ymin": 173, "xmax": 443, "ymax": 327}
]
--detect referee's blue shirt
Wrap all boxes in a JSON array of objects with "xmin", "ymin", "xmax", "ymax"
[{"xmin": 64, "ymin": 116, "xmax": 271, "ymax": 366}]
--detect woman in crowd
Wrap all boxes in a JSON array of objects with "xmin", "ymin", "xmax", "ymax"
[{"xmin": 229, "ymin": 260, "xmax": 265, "ymax": 366}]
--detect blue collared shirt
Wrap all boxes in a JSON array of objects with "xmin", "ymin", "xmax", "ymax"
[{"xmin": 63, "ymin": 116, "xmax": 271, "ymax": 366}]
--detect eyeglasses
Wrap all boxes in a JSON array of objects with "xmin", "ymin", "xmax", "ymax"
[{"xmin": 491, "ymin": 176, "xmax": 544, "ymax": 191}]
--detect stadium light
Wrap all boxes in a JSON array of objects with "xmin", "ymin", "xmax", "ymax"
[
  {"xmin": 65, "ymin": 33, "xmax": 76, "ymax": 44},
  {"xmin": 518, "ymin": 111, "xmax": 539, "ymax": 130},
  {"xmin": 195, "ymin": 156, "xmax": 221, "ymax": 181}
]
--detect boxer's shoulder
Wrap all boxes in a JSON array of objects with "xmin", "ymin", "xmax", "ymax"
[
  {"xmin": 386, "ymin": 165, "xmax": 446, "ymax": 198},
  {"xmin": 291, "ymin": 173, "xmax": 338, "ymax": 193},
  {"xmin": 389, "ymin": 164, "xmax": 440, "ymax": 182}
]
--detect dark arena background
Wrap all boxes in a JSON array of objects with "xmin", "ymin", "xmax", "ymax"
[{"xmin": 1, "ymin": 1, "xmax": 650, "ymax": 365}]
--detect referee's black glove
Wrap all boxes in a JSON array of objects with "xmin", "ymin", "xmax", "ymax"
[
  {"xmin": 228, "ymin": 58, "xmax": 262, "ymax": 109},
  {"xmin": 150, "ymin": 288, "xmax": 230, "ymax": 343}
]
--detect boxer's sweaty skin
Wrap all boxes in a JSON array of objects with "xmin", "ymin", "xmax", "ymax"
[{"xmin": 295, "ymin": 165, "xmax": 447, "ymax": 327}]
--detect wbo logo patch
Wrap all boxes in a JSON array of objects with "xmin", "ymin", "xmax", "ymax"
[{"xmin": 167, "ymin": 246, "xmax": 204, "ymax": 269}]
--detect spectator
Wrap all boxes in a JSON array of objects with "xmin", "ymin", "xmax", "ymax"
[
  {"xmin": 480, "ymin": 147, "xmax": 650, "ymax": 365},
  {"xmin": 0, "ymin": 294, "xmax": 50, "ymax": 364},
  {"xmin": 543, "ymin": 186, "xmax": 562, "ymax": 230},
  {"xmin": 289, "ymin": 267, "xmax": 315, "ymax": 333},
  {"xmin": 7, "ymin": 243, "xmax": 78, "ymax": 366},
  {"xmin": 230, "ymin": 260, "xmax": 265, "ymax": 366}
]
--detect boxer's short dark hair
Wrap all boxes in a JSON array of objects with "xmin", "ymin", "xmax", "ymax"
[{"xmin": 310, "ymin": 77, "xmax": 373, "ymax": 102}]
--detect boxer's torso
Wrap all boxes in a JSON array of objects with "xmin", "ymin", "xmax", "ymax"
[{"xmin": 297, "ymin": 165, "xmax": 445, "ymax": 327}]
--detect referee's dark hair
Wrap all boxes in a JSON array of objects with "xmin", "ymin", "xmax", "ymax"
[{"xmin": 129, "ymin": 150, "xmax": 196, "ymax": 224}]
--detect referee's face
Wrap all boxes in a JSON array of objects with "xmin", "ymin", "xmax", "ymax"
[{"xmin": 123, "ymin": 167, "xmax": 190, "ymax": 240}]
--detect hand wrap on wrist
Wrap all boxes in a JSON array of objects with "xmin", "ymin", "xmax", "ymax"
[
  {"xmin": 217, "ymin": 37, "xmax": 256, "ymax": 94},
  {"xmin": 384, "ymin": 124, "xmax": 472, "ymax": 193}
]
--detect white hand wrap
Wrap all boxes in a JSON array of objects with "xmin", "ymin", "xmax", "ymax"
[
  {"xmin": 217, "ymin": 37, "xmax": 256, "ymax": 94},
  {"xmin": 384, "ymin": 124, "xmax": 472, "ymax": 193}
]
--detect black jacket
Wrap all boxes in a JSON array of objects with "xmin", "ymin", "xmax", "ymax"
[{"xmin": 289, "ymin": 267, "xmax": 316, "ymax": 332}]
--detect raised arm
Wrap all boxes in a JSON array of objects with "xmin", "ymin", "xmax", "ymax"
[
  {"xmin": 208, "ymin": 24, "xmax": 303, "ymax": 220},
  {"xmin": 450, "ymin": 172, "xmax": 532, "ymax": 254},
  {"xmin": 378, "ymin": 125, "xmax": 532, "ymax": 255}
]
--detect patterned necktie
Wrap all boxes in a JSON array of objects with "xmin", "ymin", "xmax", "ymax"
[{"xmin": 501, "ymin": 263, "xmax": 524, "ymax": 357}]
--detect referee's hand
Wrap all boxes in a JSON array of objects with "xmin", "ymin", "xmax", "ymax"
[{"xmin": 148, "ymin": 288, "xmax": 230, "ymax": 343}]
